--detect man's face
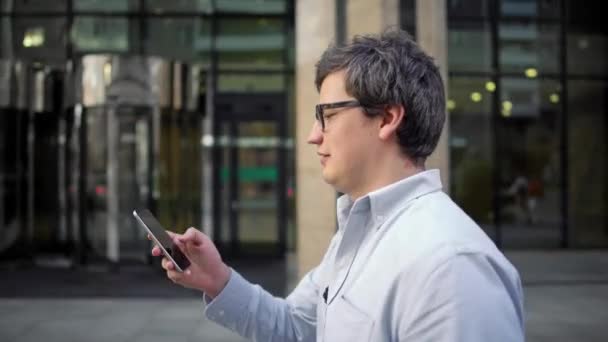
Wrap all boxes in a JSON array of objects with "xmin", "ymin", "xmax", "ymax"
[{"xmin": 307, "ymin": 70, "xmax": 380, "ymax": 194}]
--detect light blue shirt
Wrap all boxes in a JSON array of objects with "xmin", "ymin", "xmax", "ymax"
[{"xmin": 204, "ymin": 169, "xmax": 525, "ymax": 341}]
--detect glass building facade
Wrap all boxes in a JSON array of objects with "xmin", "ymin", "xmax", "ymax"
[
  {"xmin": 0, "ymin": 0, "xmax": 606, "ymax": 269},
  {"xmin": 403, "ymin": 0, "xmax": 607, "ymax": 248},
  {"xmin": 0, "ymin": 0, "xmax": 295, "ymax": 264}
]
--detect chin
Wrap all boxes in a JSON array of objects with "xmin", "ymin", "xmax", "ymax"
[
  {"xmin": 322, "ymin": 170, "xmax": 346, "ymax": 193},
  {"xmin": 321, "ymin": 169, "xmax": 337, "ymax": 186}
]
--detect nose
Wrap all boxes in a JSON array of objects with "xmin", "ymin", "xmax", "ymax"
[{"xmin": 307, "ymin": 120, "xmax": 323, "ymax": 145}]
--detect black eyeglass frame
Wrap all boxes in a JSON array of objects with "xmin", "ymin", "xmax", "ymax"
[{"xmin": 314, "ymin": 100, "xmax": 363, "ymax": 131}]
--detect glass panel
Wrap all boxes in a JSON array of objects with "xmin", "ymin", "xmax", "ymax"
[
  {"xmin": 400, "ymin": 0, "xmax": 416, "ymax": 37},
  {"xmin": 86, "ymin": 107, "xmax": 151, "ymax": 261},
  {"xmin": 448, "ymin": 21, "xmax": 492, "ymax": 72},
  {"xmin": 448, "ymin": 77, "xmax": 495, "ymax": 237},
  {"xmin": 177, "ymin": 114, "xmax": 202, "ymax": 229},
  {"xmin": 448, "ymin": 0, "xmax": 491, "ymax": 18},
  {"xmin": 158, "ymin": 109, "xmax": 180, "ymax": 229},
  {"xmin": 146, "ymin": 0, "xmax": 211, "ymax": 13},
  {"xmin": 497, "ymin": 77, "xmax": 562, "ymax": 248},
  {"xmin": 215, "ymin": 0, "xmax": 286, "ymax": 14},
  {"xmin": 218, "ymin": 73, "xmax": 285, "ymax": 93},
  {"xmin": 1, "ymin": 0, "xmax": 11, "ymax": 13},
  {"xmin": 500, "ymin": 0, "xmax": 560, "ymax": 18},
  {"xmin": 72, "ymin": 17, "xmax": 133, "ymax": 52},
  {"xmin": 74, "ymin": 0, "xmax": 139, "ymax": 12},
  {"xmin": 13, "ymin": 17, "xmax": 67, "ymax": 61},
  {"xmin": 285, "ymin": 75, "xmax": 295, "ymax": 251},
  {"xmin": 85, "ymin": 107, "xmax": 108, "ymax": 255},
  {"xmin": 116, "ymin": 108, "xmax": 150, "ymax": 259},
  {"xmin": 236, "ymin": 121, "xmax": 278, "ymax": 244},
  {"xmin": 567, "ymin": 2, "xmax": 607, "ymax": 75},
  {"xmin": 499, "ymin": 22, "xmax": 560, "ymax": 74},
  {"xmin": 568, "ymin": 0, "xmax": 603, "ymax": 33},
  {"xmin": 219, "ymin": 122, "xmax": 231, "ymax": 246},
  {"xmin": 0, "ymin": 17, "xmax": 11, "ymax": 58},
  {"xmin": 567, "ymin": 33, "xmax": 608, "ymax": 76},
  {"xmin": 31, "ymin": 110, "xmax": 62, "ymax": 247},
  {"xmin": 568, "ymin": 80, "xmax": 608, "ymax": 247},
  {"xmin": 145, "ymin": 18, "xmax": 211, "ymax": 61},
  {"xmin": 217, "ymin": 18, "xmax": 285, "ymax": 70},
  {"xmin": 14, "ymin": 0, "xmax": 67, "ymax": 13},
  {"xmin": 157, "ymin": 111, "xmax": 201, "ymax": 231},
  {"xmin": 0, "ymin": 109, "xmax": 20, "ymax": 252}
]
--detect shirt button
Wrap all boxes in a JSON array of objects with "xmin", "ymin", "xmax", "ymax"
[{"xmin": 219, "ymin": 310, "xmax": 225, "ymax": 316}]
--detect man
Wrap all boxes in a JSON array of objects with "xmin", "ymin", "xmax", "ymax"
[{"xmin": 153, "ymin": 29, "xmax": 525, "ymax": 341}]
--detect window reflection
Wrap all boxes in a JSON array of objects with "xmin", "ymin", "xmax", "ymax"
[
  {"xmin": 218, "ymin": 73, "xmax": 285, "ymax": 93},
  {"xmin": 0, "ymin": 17, "xmax": 11, "ymax": 58},
  {"xmin": 217, "ymin": 18, "xmax": 285, "ymax": 70},
  {"xmin": 567, "ymin": 33, "xmax": 608, "ymax": 76},
  {"xmin": 449, "ymin": 77, "xmax": 494, "ymax": 229},
  {"xmin": 500, "ymin": 0, "xmax": 560, "ymax": 18},
  {"xmin": 499, "ymin": 23, "xmax": 560, "ymax": 74},
  {"xmin": 216, "ymin": 0, "xmax": 286, "ymax": 14},
  {"xmin": 14, "ymin": 0, "xmax": 67, "ymax": 13},
  {"xmin": 448, "ymin": 0, "xmax": 490, "ymax": 18},
  {"xmin": 568, "ymin": 80, "xmax": 608, "ymax": 247},
  {"xmin": 1, "ymin": 0, "xmax": 11, "ymax": 13},
  {"xmin": 72, "ymin": 17, "xmax": 132, "ymax": 52},
  {"xmin": 146, "ymin": 18, "xmax": 211, "ymax": 61},
  {"xmin": 439, "ymin": 0, "xmax": 608, "ymax": 248},
  {"xmin": 568, "ymin": 1, "xmax": 603, "ymax": 34},
  {"xmin": 219, "ymin": 122, "xmax": 231, "ymax": 246},
  {"xmin": 146, "ymin": 0, "xmax": 211, "ymax": 13},
  {"xmin": 448, "ymin": 21, "xmax": 492, "ymax": 72},
  {"xmin": 14, "ymin": 17, "xmax": 67, "ymax": 61},
  {"xmin": 74, "ymin": 0, "xmax": 139, "ymax": 12},
  {"xmin": 236, "ymin": 121, "xmax": 279, "ymax": 244},
  {"xmin": 498, "ymin": 78, "xmax": 562, "ymax": 247}
]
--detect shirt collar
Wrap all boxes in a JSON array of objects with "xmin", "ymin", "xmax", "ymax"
[{"xmin": 337, "ymin": 169, "xmax": 443, "ymax": 229}]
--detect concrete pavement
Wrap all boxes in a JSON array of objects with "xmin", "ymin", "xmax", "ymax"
[{"xmin": 1, "ymin": 250, "xmax": 607, "ymax": 342}]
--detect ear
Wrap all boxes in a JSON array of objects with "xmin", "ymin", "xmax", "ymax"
[{"xmin": 378, "ymin": 104, "xmax": 405, "ymax": 141}]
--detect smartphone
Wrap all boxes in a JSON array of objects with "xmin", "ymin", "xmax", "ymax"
[{"xmin": 133, "ymin": 209, "xmax": 191, "ymax": 272}]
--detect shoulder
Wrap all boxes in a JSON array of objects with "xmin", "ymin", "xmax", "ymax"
[
  {"xmin": 379, "ymin": 191, "xmax": 494, "ymax": 261},
  {"xmin": 377, "ymin": 190, "xmax": 520, "ymax": 288}
]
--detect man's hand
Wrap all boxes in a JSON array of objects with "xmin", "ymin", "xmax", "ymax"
[{"xmin": 150, "ymin": 228, "xmax": 231, "ymax": 298}]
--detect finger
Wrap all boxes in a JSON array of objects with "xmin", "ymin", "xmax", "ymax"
[
  {"xmin": 151, "ymin": 245, "xmax": 162, "ymax": 256},
  {"xmin": 178, "ymin": 227, "xmax": 203, "ymax": 245},
  {"xmin": 166, "ymin": 269, "xmax": 183, "ymax": 284},
  {"xmin": 166, "ymin": 230, "xmax": 179, "ymax": 239},
  {"xmin": 162, "ymin": 258, "xmax": 175, "ymax": 271}
]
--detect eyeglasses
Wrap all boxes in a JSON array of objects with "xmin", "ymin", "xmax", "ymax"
[{"xmin": 314, "ymin": 100, "xmax": 362, "ymax": 131}]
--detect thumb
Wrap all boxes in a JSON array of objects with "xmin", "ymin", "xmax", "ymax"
[
  {"xmin": 178, "ymin": 227, "xmax": 204, "ymax": 246},
  {"xmin": 185, "ymin": 241, "xmax": 200, "ymax": 256}
]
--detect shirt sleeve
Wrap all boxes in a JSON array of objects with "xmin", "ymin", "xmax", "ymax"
[
  {"xmin": 204, "ymin": 267, "xmax": 320, "ymax": 342},
  {"xmin": 398, "ymin": 252, "xmax": 525, "ymax": 342}
]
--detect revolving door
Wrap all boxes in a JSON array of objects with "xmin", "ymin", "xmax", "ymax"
[
  {"xmin": 72, "ymin": 55, "xmax": 161, "ymax": 264},
  {"xmin": 73, "ymin": 55, "xmax": 201, "ymax": 265}
]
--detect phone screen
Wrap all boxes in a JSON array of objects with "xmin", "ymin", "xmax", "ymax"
[{"xmin": 133, "ymin": 209, "xmax": 191, "ymax": 271}]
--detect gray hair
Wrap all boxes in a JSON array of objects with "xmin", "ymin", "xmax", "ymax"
[{"xmin": 315, "ymin": 29, "xmax": 446, "ymax": 163}]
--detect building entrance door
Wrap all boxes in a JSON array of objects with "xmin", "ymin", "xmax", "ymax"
[{"xmin": 213, "ymin": 94, "xmax": 287, "ymax": 257}]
